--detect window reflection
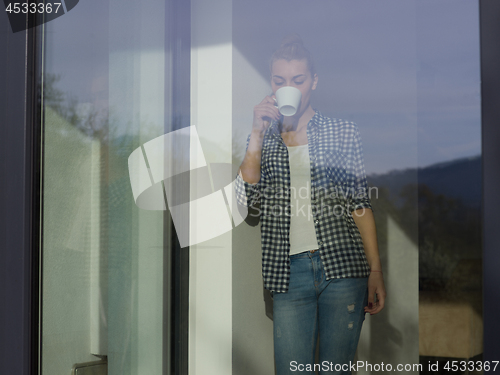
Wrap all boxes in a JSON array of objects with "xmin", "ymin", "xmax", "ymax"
[
  {"xmin": 232, "ymin": 0, "xmax": 481, "ymax": 374},
  {"xmin": 42, "ymin": 0, "xmax": 171, "ymax": 374},
  {"xmin": 39, "ymin": 0, "xmax": 483, "ymax": 373}
]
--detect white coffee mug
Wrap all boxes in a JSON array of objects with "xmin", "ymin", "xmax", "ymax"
[{"xmin": 275, "ymin": 86, "xmax": 302, "ymax": 116}]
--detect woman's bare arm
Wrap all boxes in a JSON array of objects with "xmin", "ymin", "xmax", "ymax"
[
  {"xmin": 238, "ymin": 95, "xmax": 279, "ymax": 184},
  {"xmin": 353, "ymin": 208, "xmax": 386, "ymax": 315}
]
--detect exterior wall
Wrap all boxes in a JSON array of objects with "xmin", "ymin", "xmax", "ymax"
[
  {"xmin": 231, "ymin": 45, "xmax": 276, "ymax": 375},
  {"xmin": 189, "ymin": 0, "xmax": 233, "ymax": 374}
]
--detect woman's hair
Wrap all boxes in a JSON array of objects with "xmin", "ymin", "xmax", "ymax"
[{"xmin": 269, "ymin": 34, "xmax": 316, "ymax": 77}]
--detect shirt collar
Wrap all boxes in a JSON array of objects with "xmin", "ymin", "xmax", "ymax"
[{"xmin": 268, "ymin": 109, "xmax": 322, "ymax": 137}]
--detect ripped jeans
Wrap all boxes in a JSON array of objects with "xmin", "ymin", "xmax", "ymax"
[{"xmin": 272, "ymin": 250, "xmax": 368, "ymax": 375}]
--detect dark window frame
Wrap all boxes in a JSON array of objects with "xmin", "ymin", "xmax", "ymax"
[
  {"xmin": 479, "ymin": 0, "xmax": 500, "ymax": 363},
  {"xmin": 0, "ymin": 10, "xmax": 43, "ymax": 375},
  {"xmin": 164, "ymin": 0, "xmax": 191, "ymax": 374}
]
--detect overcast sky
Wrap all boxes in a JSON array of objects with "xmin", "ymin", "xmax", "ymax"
[
  {"xmin": 233, "ymin": 0, "xmax": 481, "ymax": 174},
  {"xmin": 46, "ymin": 0, "xmax": 481, "ymax": 174}
]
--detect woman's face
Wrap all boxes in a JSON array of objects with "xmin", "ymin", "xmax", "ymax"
[{"xmin": 271, "ymin": 59, "xmax": 318, "ymax": 116}]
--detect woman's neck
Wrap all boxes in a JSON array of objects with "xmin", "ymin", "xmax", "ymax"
[{"xmin": 280, "ymin": 105, "xmax": 315, "ymax": 133}]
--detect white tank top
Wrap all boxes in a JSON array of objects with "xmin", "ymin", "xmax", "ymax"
[{"xmin": 286, "ymin": 144, "xmax": 319, "ymax": 255}]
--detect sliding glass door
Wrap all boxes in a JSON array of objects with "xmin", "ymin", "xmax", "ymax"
[{"xmin": 39, "ymin": 1, "xmax": 189, "ymax": 374}]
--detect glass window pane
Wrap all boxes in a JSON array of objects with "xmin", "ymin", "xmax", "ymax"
[
  {"xmin": 39, "ymin": 0, "xmax": 483, "ymax": 373},
  {"xmin": 40, "ymin": 0, "xmax": 184, "ymax": 373},
  {"xmin": 231, "ymin": 0, "xmax": 482, "ymax": 373}
]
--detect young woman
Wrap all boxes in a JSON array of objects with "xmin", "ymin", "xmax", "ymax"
[{"xmin": 235, "ymin": 35, "xmax": 386, "ymax": 374}]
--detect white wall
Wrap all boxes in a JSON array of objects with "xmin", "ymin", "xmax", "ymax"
[
  {"xmin": 190, "ymin": 0, "xmax": 233, "ymax": 374},
  {"xmin": 357, "ymin": 215, "xmax": 419, "ymax": 374},
  {"xmin": 231, "ymin": 46, "xmax": 276, "ymax": 375}
]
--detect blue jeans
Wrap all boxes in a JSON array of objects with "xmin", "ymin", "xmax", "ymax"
[{"xmin": 272, "ymin": 251, "xmax": 368, "ymax": 375}]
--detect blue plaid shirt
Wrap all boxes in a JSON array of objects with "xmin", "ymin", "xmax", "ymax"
[{"xmin": 235, "ymin": 110, "xmax": 372, "ymax": 293}]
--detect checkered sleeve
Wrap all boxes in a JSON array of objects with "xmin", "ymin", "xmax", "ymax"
[
  {"xmin": 234, "ymin": 134, "xmax": 261, "ymax": 209},
  {"xmin": 349, "ymin": 127, "xmax": 373, "ymax": 212}
]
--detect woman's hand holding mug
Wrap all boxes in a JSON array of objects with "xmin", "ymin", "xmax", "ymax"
[{"xmin": 252, "ymin": 95, "xmax": 280, "ymax": 133}]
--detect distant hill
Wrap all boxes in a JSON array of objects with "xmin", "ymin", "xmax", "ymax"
[{"xmin": 367, "ymin": 155, "xmax": 481, "ymax": 208}]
